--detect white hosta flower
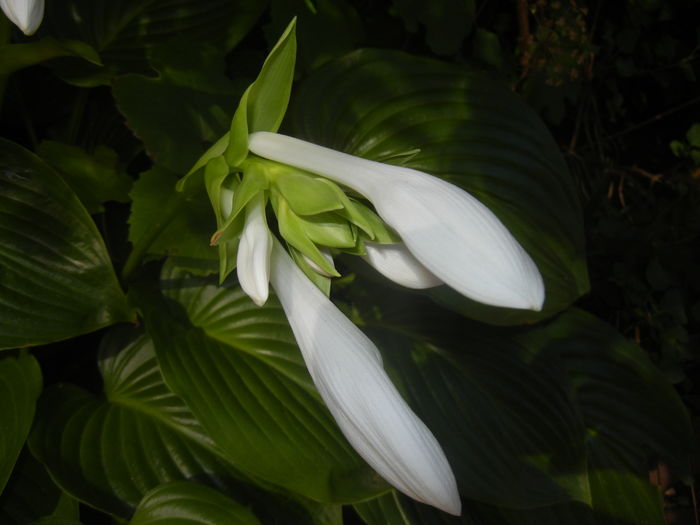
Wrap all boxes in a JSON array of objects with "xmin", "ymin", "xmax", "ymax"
[
  {"xmin": 249, "ymin": 131, "xmax": 545, "ymax": 311},
  {"xmin": 269, "ymin": 239, "xmax": 461, "ymax": 515},
  {"xmin": 1, "ymin": 0, "xmax": 44, "ymax": 35},
  {"xmin": 363, "ymin": 241, "xmax": 442, "ymax": 289},
  {"xmin": 237, "ymin": 194, "xmax": 272, "ymax": 306}
]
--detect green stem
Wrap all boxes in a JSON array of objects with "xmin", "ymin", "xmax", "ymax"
[{"xmin": 121, "ymin": 190, "xmax": 188, "ymax": 284}]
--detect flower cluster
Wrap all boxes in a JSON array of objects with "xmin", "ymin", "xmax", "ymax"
[{"xmin": 206, "ymin": 130, "xmax": 545, "ymax": 516}]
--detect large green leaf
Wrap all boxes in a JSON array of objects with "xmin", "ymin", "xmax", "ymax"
[
  {"xmin": 127, "ymin": 167, "xmax": 217, "ymax": 275},
  {"xmin": 0, "ymin": 450, "xmax": 79, "ymax": 524},
  {"xmin": 130, "ymin": 481, "xmax": 262, "ymax": 525},
  {"xmin": 113, "ymin": 43, "xmax": 246, "ymax": 173},
  {"xmin": 29, "ymin": 329, "xmax": 252, "ymax": 518},
  {"xmin": 42, "ymin": 0, "xmax": 267, "ymax": 85},
  {"xmin": 363, "ymin": 318, "xmax": 590, "ymax": 509},
  {"xmin": 0, "ymin": 139, "xmax": 131, "ymax": 349},
  {"xmin": 37, "ymin": 141, "xmax": 132, "ymax": 214},
  {"xmin": 134, "ymin": 263, "xmax": 386, "ymax": 503},
  {"xmin": 290, "ymin": 49, "xmax": 588, "ymax": 325},
  {"xmin": 352, "ymin": 307, "xmax": 689, "ymax": 524},
  {"xmin": 0, "ymin": 353, "xmax": 42, "ymax": 493}
]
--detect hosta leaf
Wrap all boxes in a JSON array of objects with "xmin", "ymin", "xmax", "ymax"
[
  {"xmin": 113, "ymin": 43, "xmax": 246, "ymax": 173},
  {"xmin": 130, "ymin": 481, "xmax": 262, "ymax": 525},
  {"xmin": 134, "ymin": 263, "xmax": 386, "ymax": 503},
  {"xmin": 0, "ymin": 353, "xmax": 42, "ymax": 493},
  {"xmin": 351, "ymin": 306, "xmax": 689, "ymax": 524},
  {"xmin": 290, "ymin": 49, "xmax": 588, "ymax": 325},
  {"xmin": 0, "ymin": 450, "xmax": 79, "ymax": 524},
  {"xmin": 364, "ymin": 321, "xmax": 590, "ymax": 509},
  {"xmin": 29, "ymin": 329, "xmax": 250, "ymax": 518},
  {"xmin": 37, "ymin": 141, "xmax": 132, "ymax": 214},
  {"xmin": 127, "ymin": 167, "xmax": 217, "ymax": 274},
  {"xmin": 43, "ymin": 0, "xmax": 267, "ymax": 85},
  {"xmin": 0, "ymin": 139, "xmax": 131, "ymax": 349}
]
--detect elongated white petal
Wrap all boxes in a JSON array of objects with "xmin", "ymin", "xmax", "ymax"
[
  {"xmin": 249, "ymin": 132, "xmax": 545, "ymax": 310},
  {"xmin": 1, "ymin": 0, "xmax": 44, "ymax": 35},
  {"xmin": 237, "ymin": 195, "xmax": 272, "ymax": 306},
  {"xmin": 363, "ymin": 242, "xmax": 442, "ymax": 289},
  {"xmin": 269, "ymin": 240, "xmax": 461, "ymax": 515}
]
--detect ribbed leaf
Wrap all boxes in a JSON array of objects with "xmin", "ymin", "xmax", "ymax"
[
  {"xmin": 0, "ymin": 139, "xmax": 131, "ymax": 350},
  {"xmin": 130, "ymin": 481, "xmax": 262, "ymax": 525},
  {"xmin": 135, "ymin": 263, "xmax": 386, "ymax": 503},
  {"xmin": 290, "ymin": 49, "xmax": 588, "ymax": 324},
  {"xmin": 0, "ymin": 353, "xmax": 42, "ymax": 493},
  {"xmin": 28, "ymin": 329, "xmax": 250, "ymax": 518},
  {"xmin": 43, "ymin": 0, "xmax": 267, "ymax": 84}
]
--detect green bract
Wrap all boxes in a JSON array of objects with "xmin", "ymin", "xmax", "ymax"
[{"xmin": 177, "ymin": 17, "xmax": 400, "ymax": 289}]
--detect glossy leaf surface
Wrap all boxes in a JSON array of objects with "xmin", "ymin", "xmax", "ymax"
[
  {"xmin": 130, "ymin": 481, "xmax": 262, "ymax": 525},
  {"xmin": 135, "ymin": 263, "xmax": 387, "ymax": 503},
  {"xmin": 29, "ymin": 329, "xmax": 248, "ymax": 518},
  {"xmin": 0, "ymin": 139, "xmax": 131, "ymax": 349}
]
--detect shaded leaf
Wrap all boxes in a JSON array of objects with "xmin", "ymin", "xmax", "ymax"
[
  {"xmin": 43, "ymin": 0, "xmax": 266, "ymax": 85},
  {"xmin": 0, "ymin": 353, "xmax": 42, "ymax": 493},
  {"xmin": 0, "ymin": 450, "xmax": 79, "ymax": 524},
  {"xmin": 351, "ymin": 306, "xmax": 689, "ymax": 524},
  {"xmin": 390, "ymin": 0, "xmax": 475, "ymax": 55},
  {"xmin": 0, "ymin": 38, "xmax": 100, "ymax": 75},
  {"xmin": 130, "ymin": 481, "xmax": 262, "ymax": 525},
  {"xmin": 113, "ymin": 43, "xmax": 246, "ymax": 173},
  {"xmin": 37, "ymin": 141, "xmax": 132, "ymax": 214},
  {"xmin": 290, "ymin": 49, "xmax": 588, "ymax": 325},
  {"xmin": 127, "ymin": 167, "xmax": 217, "ymax": 274},
  {"xmin": 265, "ymin": 0, "xmax": 364, "ymax": 72}
]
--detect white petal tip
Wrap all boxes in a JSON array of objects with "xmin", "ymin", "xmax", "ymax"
[{"xmin": 440, "ymin": 495, "xmax": 462, "ymax": 516}]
